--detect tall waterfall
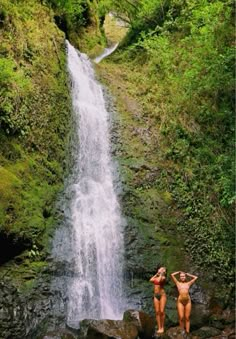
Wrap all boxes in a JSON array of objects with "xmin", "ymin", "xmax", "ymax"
[{"xmin": 52, "ymin": 41, "xmax": 126, "ymax": 328}]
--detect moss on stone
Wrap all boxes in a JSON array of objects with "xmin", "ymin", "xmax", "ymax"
[
  {"xmin": 95, "ymin": 48, "xmax": 197, "ymax": 310},
  {"xmin": 0, "ymin": 0, "xmax": 71, "ymax": 287}
]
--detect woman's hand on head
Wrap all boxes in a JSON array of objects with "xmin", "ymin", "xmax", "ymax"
[{"xmin": 159, "ymin": 267, "xmax": 166, "ymax": 275}]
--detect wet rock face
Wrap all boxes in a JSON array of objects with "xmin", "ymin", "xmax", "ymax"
[
  {"xmin": 0, "ymin": 232, "xmax": 31, "ymax": 265},
  {"xmin": 0, "ymin": 277, "xmax": 58, "ymax": 339}
]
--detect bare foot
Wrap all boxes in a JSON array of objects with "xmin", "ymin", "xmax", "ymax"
[{"xmin": 157, "ymin": 329, "xmax": 164, "ymax": 334}]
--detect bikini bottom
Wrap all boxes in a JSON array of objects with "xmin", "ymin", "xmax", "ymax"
[
  {"xmin": 178, "ymin": 295, "xmax": 191, "ymax": 306},
  {"xmin": 154, "ymin": 292, "xmax": 166, "ymax": 301}
]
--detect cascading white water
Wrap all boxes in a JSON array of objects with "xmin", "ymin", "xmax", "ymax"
[
  {"xmin": 94, "ymin": 43, "xmax": 119, "ymax": 64},
  {"xmin": 52, "ymin": 41, "xmax": 126, "ymax": 328}
]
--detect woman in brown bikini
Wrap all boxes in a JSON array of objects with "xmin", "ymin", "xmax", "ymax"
[
  {"xmin": 150, "ymin": 266, "xmax": 167, "ymax": 334},
  {"xmin": 171, "ymin": 271, "xmax": 198, "ymax": 334}
]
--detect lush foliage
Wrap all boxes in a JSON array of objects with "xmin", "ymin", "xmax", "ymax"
[
  {"xmin": 98, "ymin": 0, "xmax": 235, "ymax": 297},
  {"xmin": 44, "ymin": 0, "xmax": 106, "ymax": 56},
  {"xmin": 45, "ymin": 0, "xmax": 89, "ymax": 31},
  {"xmin": 0, "ymin": 0, "xmax": 71, "ymax": 280},
  {"xmin": 0, "ymin": 57, "xmax": 31, "ymax": 134}
]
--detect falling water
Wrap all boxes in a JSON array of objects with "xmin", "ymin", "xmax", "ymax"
[
  {"xmin": 94, "ymin": 43, "xmax": 119, "ymax": 64},
  {"xmin": 52, "ymin": 41, "xmax": 126, "ymax": 328}
]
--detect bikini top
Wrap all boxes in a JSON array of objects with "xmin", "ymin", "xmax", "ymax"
[
  {"xmin": 177, "ymin": 283, "xmax": 190, "ymax": 292},
  {"xmin": 153, "ymin": 278, "xmax": 165, "ymax": 287}
]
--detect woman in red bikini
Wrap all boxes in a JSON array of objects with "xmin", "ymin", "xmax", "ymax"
[
  {"xmin": 171, "ymin": 271, "xmax": 198, "ymax": 334},
  {"xmin": 150, "ymin": 266, "xmax": 167, "ymax": 334}
]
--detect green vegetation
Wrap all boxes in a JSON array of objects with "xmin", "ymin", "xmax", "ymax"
[
  {"xmin": 44, "ymin": 0, "xmax": 106, "ymax": 56},
  {"xmin": 97, "ymin": 0, "xmax": 235, "ymax": 301},
  {"xmin": 101, "ymin": 13, "xmax": 128, "ymax": 45},
  {"xmin": 0, "ymin": 0, "xmax": 72, "ymax": 285},
  {"xmin": 45, "ymin": 0, "xmax": 89, "ymax": 29}
]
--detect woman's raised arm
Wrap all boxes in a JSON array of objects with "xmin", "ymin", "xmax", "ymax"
[
  {"xmin": 186, "ymin": 273, "xmax": 198, "ymax": 286},
  {"xmin": 150, "ymin": 272, "xmax": 159, "ymax": 282},
  {"xmin": 170, "ymin": 271, "xmax": 180, "ymax": 284}
]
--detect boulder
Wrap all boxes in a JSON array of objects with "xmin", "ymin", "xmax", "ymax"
[
  {"xmin": 189, "ymin": 304, "xmax": 210, "ymax": 330},
  {"xmin": 192, "ymin": 326, "xmax": 221, "ymax": 338},
  {"xmin": 79, "ymin": 319, "xmax": 138, "ymax": 339},
  {"xmin": 123, "ymin": 309, "xmax": 155, "ymax": 338},
  {"xmin": 207, "ymin": 307, "xmax": 235, "ymax": 333},
  {"xmin": 164, "ymin": 326, "xmax": 200, "ymax": 339},
  {"xmin": 40, "ymin": 328, "xmax": 77, "ymax": 339},
  {"xmin": 165, "ymin": 298, "xmax": 179, "ymax": 327},
  {"xmin": 220, "ymin": 308, "xmax": 235, "ymax": 325},
  {"xmin": 208, "ymin": 325, "xmax": 235, "ymax": 339}
]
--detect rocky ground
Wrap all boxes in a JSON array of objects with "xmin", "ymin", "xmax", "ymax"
[{"xmin": 38, "ymin": 309, "xmax": 235, "ymax": 339}]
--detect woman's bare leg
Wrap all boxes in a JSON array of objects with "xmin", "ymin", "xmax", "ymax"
[
  {"xmin": 184, "ymin": 302, "xmax": 192, "ymax": 333},
  {"xmin": 154, "ymin": 297, "xmax": 161, "ymax": 332},
  {"xmin": 159, "ymin": 294, "xmax": 167, "ymax": 332},
  {"xmin": 177, "ymin": 301, "xmax": 185, "ymax": 330}
]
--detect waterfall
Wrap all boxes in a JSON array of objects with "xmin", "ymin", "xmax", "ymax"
[
  {"xmin": 52, "ymin": 41, "xmax": 126, "ymax": 329},
  {"xmin": 94, "ymin": 43, "xmax": 119, "ymax": 64}
]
